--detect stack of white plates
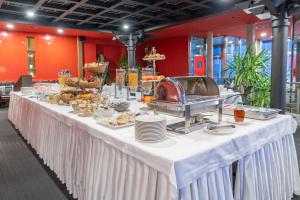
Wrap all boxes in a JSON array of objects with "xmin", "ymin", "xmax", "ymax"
[
  {"xmin": 21, "ymin": 87, "xmax": 34, "ymax": 96},
  {"xmin": 135, "ymin": 115, "xmax": 167, "ymax": 142}
]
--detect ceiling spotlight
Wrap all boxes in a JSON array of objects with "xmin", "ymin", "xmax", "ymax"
[
  {"xmin": 45, "ymin": 35, "xmax": 51, "ymax": 41},
  {"xmin": 6, "ymin": 23, "xmax": 14, "ymax": 29},
  {"xmin": 26, "ymin": 11, "xmax": 35, "ymax": 18},
  {"xmin": 1, "ymin": 32, "xmax": 8, "ymax": 37},
  {"xmin": 260, "ymin": 32, "xmax": 267, "ymax": 37},
  {"xmin": 122, "ymin": 24, "xmax": 129, "ymax": 30},
  {"xmin": 57, "ymin": 28, "xmax": 64, "ymax": 34}
]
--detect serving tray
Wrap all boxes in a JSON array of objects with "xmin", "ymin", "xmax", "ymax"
[
  {"xmin": 223, "ymin": 105, "xmax": 280, "ymax": 120},
  {"xmin": 96, "ymin": 118, "xmax": 135, "ymax": 129}
]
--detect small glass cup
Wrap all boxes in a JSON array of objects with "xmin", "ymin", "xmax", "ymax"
[
  {"xmin": 115, "ymin": 68, "xmax": 125, "ymax": 98},
  {"xmin": 142, "ymin": 68, "xmax": 153, "ymax": 95},
  {"xmin": 234, "ymin": 102, "xmax": 245, "ymax": 123}
]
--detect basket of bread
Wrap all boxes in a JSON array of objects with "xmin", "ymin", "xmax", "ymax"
[
  {"xmin": 79, "ymin": 76, "xmax": 102, "ymax": 89},
  {"xmin": 60, "ymin": 92, "xmax": 75, "ymax": 105},
  {"xmin": 143, "ymin": 53, "xmax": 166, "ymax": 60},
  {"xmin": 84, "ymin": 62, "xmax": 107, "ymax": 74},
  {"xmin": 75, "ymin": 91, "xmax": 100, "ymax": 103},
  {"xmin": 65, "ymin": 77, "xmax": 79, "ymax": 87}
]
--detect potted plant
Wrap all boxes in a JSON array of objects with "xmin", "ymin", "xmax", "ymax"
[{"xmin": 227, "ymin": 45, "xmax": 271, "ymax": 107}]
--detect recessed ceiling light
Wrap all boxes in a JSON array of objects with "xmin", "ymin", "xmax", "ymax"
[
  {"xmin": 6, "ymin": 23, "xmax": 14, "ymax": 29},
  {"xmin": 57, "ymin": 28, "xmax": 64, "ymax": 34},
  {"xmin": 122, "ymin": 24, "xmax": 129, "ymax": 30},
  {"xmin": 1, "ymin": 32, "xmax": 8, "ymax": 37},
  {"xmin": 261, "ymin": 32, "xmax": 267, "ymax": 37},
  {"xmin": 26, "ymin": 11, "xmax": 35, "ymax": 18},
  {"xmin": 45, "ymin": 35, "xmax": 51, "ymax": 41}
]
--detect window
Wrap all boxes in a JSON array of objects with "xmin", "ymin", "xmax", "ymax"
[{"xmin": 189, "ymin": 36, "xmax": 206, "ymax": 76}]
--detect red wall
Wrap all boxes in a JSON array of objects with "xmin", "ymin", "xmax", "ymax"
[
  {"xmin": 0, "ymin": 32, "xmax": 28, "ymax": 82},
  {"xmin": 35, "ymin": 34, "xmax": 78, "ymax": 80},
  {"xmin": 0, "ymin": 30, "xmax": 189, "ymax": 82},
  {"xmin": 97, "ymin": 45, "xmax": 125, "ymax": 79},
  {"xmin": 83, "ymin": 38, "xmax": 125, "ymax": 80},
  {"xmin": 137, "ymin": 36, "xmax": 190, "ymax": 77},
  {"xmin": 0, "ymin": 31, "xmax": 78, "ymax": 82},
  {"xmin": 83, "ymin": 42, "xmax": 97, "ymax": 63}
]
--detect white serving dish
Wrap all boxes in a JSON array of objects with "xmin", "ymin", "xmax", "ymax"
[{"xmin": 97, "ymin": 119, "xmax": 135, "ymax": 129}]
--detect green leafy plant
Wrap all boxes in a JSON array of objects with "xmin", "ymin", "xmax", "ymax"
[
  {"xmin": 227, "ymin": 45, "xmax": 271, "ymax": 107},
  {"xmin": 118, "ymin": 52, "xmax": 142, "ymax": 70}
]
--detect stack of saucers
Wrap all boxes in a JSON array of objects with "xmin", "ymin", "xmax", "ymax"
[{"xmin": 135, "ymin": 115, "xmax": 167, "ymax": 142}]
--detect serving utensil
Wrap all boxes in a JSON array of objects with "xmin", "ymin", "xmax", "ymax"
[{"xmin": 206, "ymin": 124, "xmax": 235, "ymax": 130}]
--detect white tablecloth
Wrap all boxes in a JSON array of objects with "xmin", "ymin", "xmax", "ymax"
[{"xmin": 8, "ymin": 92, "xmax": 300, "ymax": 200}]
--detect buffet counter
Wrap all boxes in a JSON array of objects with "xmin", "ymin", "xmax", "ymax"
[{"xmin": 8, "ymin": 92, "xmax": 300, "ymax": 200}]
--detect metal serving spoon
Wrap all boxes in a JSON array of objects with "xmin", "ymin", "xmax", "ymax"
[{"xmin": 207, "ymin": 124, "xmax": 236, "ymax": 130}]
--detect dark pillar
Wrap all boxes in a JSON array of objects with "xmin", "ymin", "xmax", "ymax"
[
  {"xmin": 127, "ymin": 33, "xmax": 136, "ymax": 68},
  {"xmin": 296, "ymin": 41, "xmax": 300, "ymax": 81},
  {"xmin": 207, "ymin": 32, "xmax": 213, "ymax": 77},
  {"xmin": 296, "ymin": 16, "xmax": 300, "ymax": 81},
  {"xmin": 270, "ymin": 8, "xmax": 289, "ymax": 113}
]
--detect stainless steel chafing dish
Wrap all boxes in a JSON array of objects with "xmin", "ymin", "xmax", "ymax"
[{"xmin": 149, "ymin": 76, "xmax": 223, "ymax": 134}]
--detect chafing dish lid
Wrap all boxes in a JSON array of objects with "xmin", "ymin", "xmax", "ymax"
[
  {"xmin": 174, "ymin": 76, "xmax": 219, "ymax": 96},
  {"xmin": 155, "ymin": 77, "xmax": 186, "ymax": 103},
  {"xmin": 154, "ymin": 76, "xmax": 220, "ymax": 104}
]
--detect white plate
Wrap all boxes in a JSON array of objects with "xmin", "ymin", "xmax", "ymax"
[
  {"xmin": 225, "ymin": 118, "xmax": 252, "ymax": 125},
  {"xmin": 135, "ymin": 115, "xmax": 166, "ymax": 123},
  {"xmin": 203, "ymin": 126, "xmax": 235, "ymax": 135}
]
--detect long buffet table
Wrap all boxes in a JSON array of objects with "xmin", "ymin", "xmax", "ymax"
[{"xmin": 8, "ymin": 92, "xmax": 300, "ymax": 200}]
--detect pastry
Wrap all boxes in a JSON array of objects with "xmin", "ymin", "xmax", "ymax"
[
  {"xmin": 61, "ymin": 93, "xmax": 74, "ymax": 104},
  {"xmin": 65, "ymin": 77, "xmax": 79, "ymax": 87},
  {"xmin": 117, "ymin": 114, "xmax": 129, "ymax": 125},
  {"xmin": 61, "ymin": 86, "xmax": 77, "ymax": 93},
  {"xmin": 79, "ymin": 76, "xmax": 102, "ymax": 89}
]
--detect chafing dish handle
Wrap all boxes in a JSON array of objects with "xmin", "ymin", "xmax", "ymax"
[
  {"xmin": 185, "ymin": 104, "xmax": 191, "ymax": 134},
  {"xmin": 218, "ymin": 99, "xmax": 223, "ymax": 123}
]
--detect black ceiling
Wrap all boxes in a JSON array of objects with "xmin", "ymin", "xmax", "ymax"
[{"xmin": 0, "ymin": 0, "xmax": 248, "ymax": 33}]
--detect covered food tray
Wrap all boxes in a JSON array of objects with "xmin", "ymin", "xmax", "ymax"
[{"xmin": 149, "ymin": 76, "xmax": 223, "ymax": 134}]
